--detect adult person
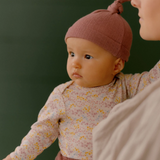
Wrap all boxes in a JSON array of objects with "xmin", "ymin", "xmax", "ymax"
[{"xmin": 93, "ymin": 0, "xmax": 160, "ymax": 159}]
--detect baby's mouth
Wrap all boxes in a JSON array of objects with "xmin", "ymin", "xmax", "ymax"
[{"xmin": 73, "ymin": 72, "xmax": 82, "ymax": 78}]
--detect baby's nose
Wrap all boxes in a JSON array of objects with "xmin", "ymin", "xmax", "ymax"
[{"xmin": 72, "ymin": 58, "xmax": 82, "ymax": 69}]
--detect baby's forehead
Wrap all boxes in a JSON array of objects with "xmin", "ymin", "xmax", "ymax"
[
  {"xmin": 66, "ymin": 38, "xmax": 105, "ymax": 52},
  {"xmin": 66, "ymin": 38, "xmax": 116, "ymax": 59}
]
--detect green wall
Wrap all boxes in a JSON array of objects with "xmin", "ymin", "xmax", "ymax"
[{"xmin": 0, "ymin": 0, "xmax": 159, "ymax": 159}]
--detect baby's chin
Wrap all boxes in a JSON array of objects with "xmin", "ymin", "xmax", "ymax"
[{"xmin": 73, "ymin": 80, "xmax": 94, "ymax": 88}]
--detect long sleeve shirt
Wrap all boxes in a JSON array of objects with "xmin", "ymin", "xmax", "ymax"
[{"xmin": 10, "ymin": 60, "xmax": 160, "ymax": 160}]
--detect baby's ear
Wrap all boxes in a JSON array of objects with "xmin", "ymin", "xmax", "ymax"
[{"xmin": 113, "ymin": 58, "xmax": 125, "ymax": 76}]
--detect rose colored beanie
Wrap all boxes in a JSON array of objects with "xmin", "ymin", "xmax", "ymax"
[{"xmin": 65, "ymin": 0, "xmax": 132, "ymax": 61}]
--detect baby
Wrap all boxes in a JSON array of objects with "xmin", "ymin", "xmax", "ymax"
[{"xmin": 3, "ymin": 0, "xmax": 160, "ymax": 160}]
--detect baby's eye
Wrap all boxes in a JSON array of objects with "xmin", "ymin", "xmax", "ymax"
[
  {"xmin": 70, "ymin": 52, "xmax": 75, "ymax": 57},
  {"xmin": 85, "ymin": 54, "xmax": 93, "ymax": 59}
]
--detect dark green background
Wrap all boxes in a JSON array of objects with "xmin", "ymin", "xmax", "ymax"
[{"xmin": 0, "ymin": 0, "xmax": 159, "ymax": 159}]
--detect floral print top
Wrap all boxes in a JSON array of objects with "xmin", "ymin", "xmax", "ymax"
[{"xmin": 10, "ymin": 61, "xmax": 160, "ymax": 160}]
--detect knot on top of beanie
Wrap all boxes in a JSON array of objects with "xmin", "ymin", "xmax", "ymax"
[{"xmin": 107, "ymin": 0, "xmax": 130, "ymax": 14}]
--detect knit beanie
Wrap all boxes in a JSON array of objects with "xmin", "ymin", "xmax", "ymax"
[{"xmin": 65, "ymin": 0, "xmax": 132, "ymax": 61}]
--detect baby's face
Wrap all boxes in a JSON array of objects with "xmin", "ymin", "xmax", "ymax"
[{"xmin": 66, "ymin": 38, "xmax": 117, "ymax": 88}]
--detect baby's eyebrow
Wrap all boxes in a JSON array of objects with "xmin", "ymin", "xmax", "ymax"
[{"xmin": 66, "ymin": 46, "xmax": 73, "ymax": 50}]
